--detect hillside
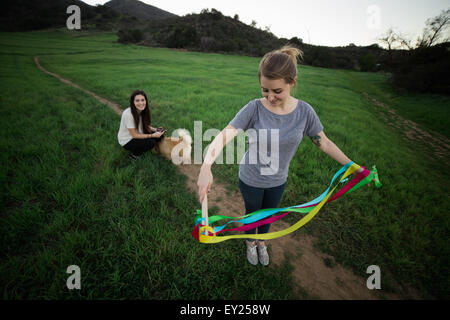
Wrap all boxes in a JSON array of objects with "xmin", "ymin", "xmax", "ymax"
[
  {"xmin": 0, "ymin": 0, "xmax": 140, "ymax": 32},
  {"xmin": 1, "ymin": 0, "xmax": 95, "ymax": 31},
  {"xmin": 0, "ymin": 0, "xmax": 178, "ymax": 32},
  {"xmin": 0, "ymin": 1, "xmax": 389, "ymax": 71},
  {"xmin": 142, "ymin": 9, "xmax": 281, "ymax": 57},
  {"xmin": 127, "ymin": 8, "xmax": 390, "ymax": 71},
  {"xmin": 105, "ymin": 0, "xmax": 178, "ymax": 21}
]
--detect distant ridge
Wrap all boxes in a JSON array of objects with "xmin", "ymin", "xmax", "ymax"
[
  {"xmin": 1, "ymin": 0, "xmax": 95, "ymax": 31},
  {"xmin": 104, "ymin": 0, "xmax": 177, "ymax": 21}
]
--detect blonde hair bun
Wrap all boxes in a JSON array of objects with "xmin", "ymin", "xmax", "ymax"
[
  {"xmin": 279, "ymin": 45, "xmax": 304, "ymax": 62},
  {"xmin": 258, "ymin": 45, "xmax": 304, "ymax": 84}
]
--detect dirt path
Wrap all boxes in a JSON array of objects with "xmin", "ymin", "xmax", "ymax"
[
  {"xmin": 363, "ymin": 92, "xmax": 450, "ymax": 165},
  {"xmin": 34, "ymin": 57, "xmax": 123, "ymax": 116},
  {"xmin": 178, "ymin": 165, "xmax": 416, "ymax": 300},
  {"xmin": 35, "ymin": 57, "xmax": 419, "ymax": 299}
]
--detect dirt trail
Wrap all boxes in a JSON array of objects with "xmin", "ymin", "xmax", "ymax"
[
  {"xmin": 178, "ymin": 165, "xmax": 413, "ymax": 300},
  {"xmin": 363, "ymin": 92, "xmax": 450, "ymax": 165},
  {"xmin": 35, "ymin": 57, "xmax": 420, "ymax": 299},
  {"xmin": 34, "ymin": 57, "xmax": 123, "ymax": 116}
]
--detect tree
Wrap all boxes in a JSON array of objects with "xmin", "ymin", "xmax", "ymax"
[
  {"xmin": 378, "ymin": 27, "xmax": 399, "ymax": 51},
  {"xmin": 210, "ymin": 8, "xmax": 222, "ymax": 16},
  {"xmin": 289, "ymin": 37, "xmax": 303, "ymax": 47},
  {"xmin": 417, "ymin": 8, "xmax": 450, "ymax": 48},
  {"xmin": 377, "ymin": 28, "xmax": 399, "ymax": 67},
  {"xmin": 250, "ymin": 20, "xmax": 257, "ymax": 28},
  {"xmin": 378, "ymin": 9, "xmax": 450, "ymax": 94},
  {"xmin": 376, "ymin": 8, "xmax": 450, "ymax": 53},
  {"xmin": 396, "ymin": 31, "xmax": 414, "ymax": 50}
]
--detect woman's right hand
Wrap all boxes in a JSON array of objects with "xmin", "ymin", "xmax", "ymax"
[{"xmin": 197, "ymin": 165, "xmax": 213, "ymax": 203}]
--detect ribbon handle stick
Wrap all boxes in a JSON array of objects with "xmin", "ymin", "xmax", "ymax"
[{"xmin": 202, "ymin": 193, "xmax": 209, "ymax": 228}]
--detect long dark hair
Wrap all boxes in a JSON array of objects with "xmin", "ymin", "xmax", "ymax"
[{"xmin": 129, "ymin": 90, "xmax": 151, "ymax": 134}]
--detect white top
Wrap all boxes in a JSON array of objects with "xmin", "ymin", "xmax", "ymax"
[{"xmin": 117, "ymin": 108, "xmax": 143, "ymax": 146}]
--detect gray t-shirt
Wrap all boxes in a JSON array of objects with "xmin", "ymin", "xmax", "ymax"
[{"xmin": 229, "ymin": 99, "xmax": 323, "ymax": 188}]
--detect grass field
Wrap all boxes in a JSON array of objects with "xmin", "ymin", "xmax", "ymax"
[{"xmin": 0, "ymin": 30, "xmax": 449, "ymax": 299}]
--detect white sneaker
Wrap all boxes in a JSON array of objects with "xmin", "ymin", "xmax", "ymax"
[
  {"xmin": 257, "ymin": 243, "xmax": 269, "ymax": 266},
  {"xmin": 246, "ymin": 241, "xmax": 258, "ymax": 266}
]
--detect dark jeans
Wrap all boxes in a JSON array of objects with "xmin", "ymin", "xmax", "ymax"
[
  {"xmin": 123, "ymin": 136, "xmax": 162, "ymax": 156},
  {"xmin": 238, "ymin": 178, "xmax": 286, "ymax": 241}
]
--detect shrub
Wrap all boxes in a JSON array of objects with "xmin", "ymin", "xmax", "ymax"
[
  {"xmin": 391, "ymin": 42, "xmax": 450, "ymax": 94},
  {"xmin": 118, "ymin": 29, "xmax": 144, "ymax": 43},
  {"xmin": 359, "ymin": 53, "xmax": 377, "ymax": 72}
]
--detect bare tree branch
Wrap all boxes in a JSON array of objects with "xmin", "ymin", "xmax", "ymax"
[
  {"xmin": 417, "ymin": 8, "xmax": 450, "ymax": 47},
  {"xmin": 377, "ymin": 27, "xmax": 400, "ymax": 50}
]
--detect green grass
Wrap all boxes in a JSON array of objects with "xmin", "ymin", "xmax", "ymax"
[
  {"xmin": 341, "ymin": 70, "xmax": 450, "ymax": 139},
  {"xmin": 0, "ymin": 35, "xmax": 294, "ymax": 300},
  {"xmin": 0, "ymin": 30, "xmax": 449, "ymax": 299}
]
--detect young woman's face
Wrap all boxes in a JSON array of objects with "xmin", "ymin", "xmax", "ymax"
[
  {"xmin": 260, "ymin": 76, "xmax": 295, "ymax": 107},
  {"xmin": 134, "ymin": 94, "xmax": 147, "ymax": 112}
]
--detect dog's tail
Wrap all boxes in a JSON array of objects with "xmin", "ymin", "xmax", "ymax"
[{"xmin": 173, "ymin": 128, "xmax": 192, "ymax": 145}]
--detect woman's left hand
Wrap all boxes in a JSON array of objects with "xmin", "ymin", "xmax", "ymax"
[
  {"xmin": 153, "ymin": 131, "xmax": 164, "ymax": 138},
  {"xmin": 352, "ymin": 166, "xmax": 375, "ymax": 187},
  {"xmin": 352, "ymin": 167, "xmax": 364, "ymax": 176}
]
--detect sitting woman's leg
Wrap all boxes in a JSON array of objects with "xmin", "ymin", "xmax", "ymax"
[{"xmin": 123, "ymin": 138, "xmax": 157, "ymax": 156}]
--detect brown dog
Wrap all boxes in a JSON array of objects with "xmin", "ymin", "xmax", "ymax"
[{"xmin": 155, "ymin": 128, "xmax": 192, "ymax": 164}]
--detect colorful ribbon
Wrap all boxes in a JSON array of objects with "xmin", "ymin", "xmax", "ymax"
[{"xmin": 192, "ymin": 163, "xmax": 381, "ymax": 244}]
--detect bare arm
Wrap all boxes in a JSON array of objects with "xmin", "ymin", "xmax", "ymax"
[
  {"xmin": 197, "ymin": 124, "xmax": 239, "ymax": 202},
  {"xmin": 128, "ymin": 128, "xmax": 163, "ymax": 139},
  {"xmin": 311, "ymin": 131, "xmax": 363, "ymax": 174},
  {"xmin": 202, "ymin": 124, "xmax": 239, "ymax": 168}
]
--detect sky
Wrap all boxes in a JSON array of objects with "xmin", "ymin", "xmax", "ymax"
[{"xmin": 81, "ymin": 0, "xmax": 449, "ymax": 47}]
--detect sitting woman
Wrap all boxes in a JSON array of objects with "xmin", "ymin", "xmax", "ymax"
[{"xmin": 117, "ymin": 89, "xmax": 165, "ymax": 159}]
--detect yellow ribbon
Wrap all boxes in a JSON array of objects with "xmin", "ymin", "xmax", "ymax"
[{"xmin": 198, "ymin": 163, "xmax": 360, "ymax": 244}]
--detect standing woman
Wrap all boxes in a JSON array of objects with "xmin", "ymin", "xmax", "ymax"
[
  {"xmin": 118, "ymin": 90, "xmax": 165, "ymax": 159},
  {"xmin": 197, "ymin": 46, "xmax": 364, "ymax": 266}
]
